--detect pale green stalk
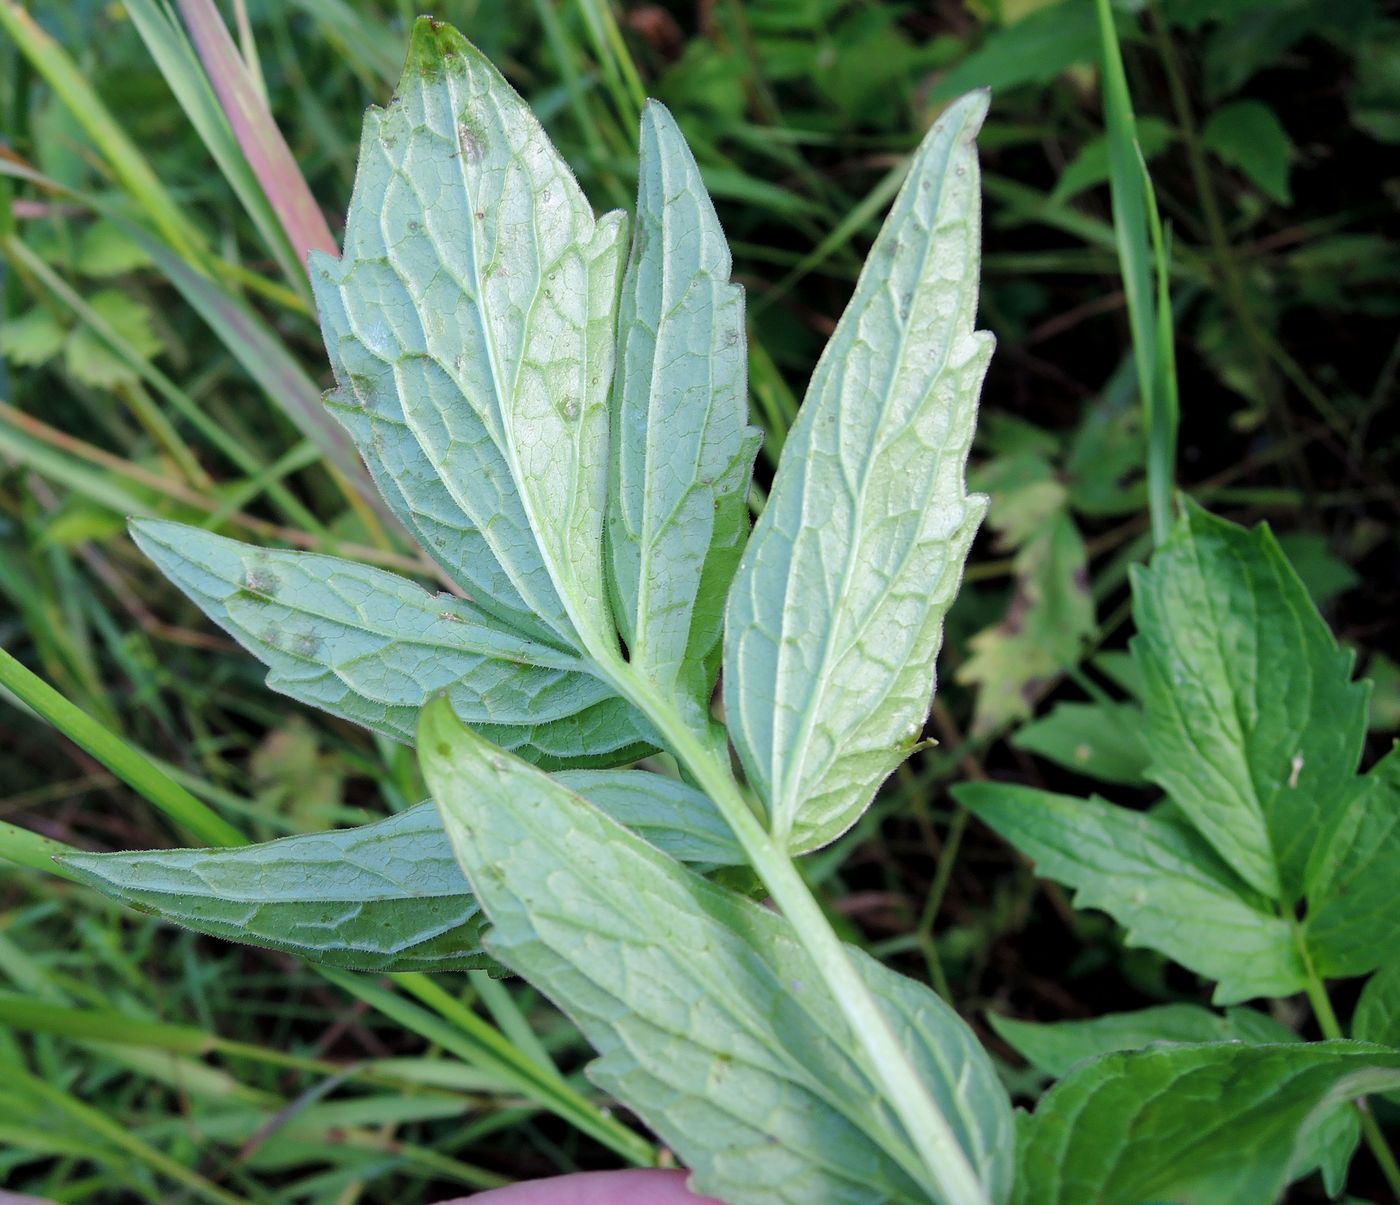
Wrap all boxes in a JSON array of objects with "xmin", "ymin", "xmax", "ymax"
[{"xmin": 593, "ymin": 649, "xmax": 991, "ymax": 1205}]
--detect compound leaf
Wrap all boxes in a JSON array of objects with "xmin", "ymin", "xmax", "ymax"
[
  {"xmin": 1014, "ymin": 1042, "xmax": 1400, "ymax": 1205},
  {"xmin": 725, "ymin": 91, "xmax": 991, "ymax": 853},
  {"xmin": 958, "ymin": 509, "xmax": 1094, "ymax": 735},
  {"xmin": 311, "ymin": 18, "xmax": 626, "ymax": 649},
  {"xmin": 421, "ymin": 700, "xmax": 1014, "ymax": 1205},
  {"xmin": 1130, "ymin": 503, "xmax": 1368, "ymax": 901},
  {"xmin": 956, "ymin": 783, "xmax": 1305, "ymax": 1004},
  {"xmin": 132, "ymin": 519, "xmax": 654, "ymax": 768},
  {"xmin": 608, "ymin": 101, "xmax": 760, "ymax": 726}
]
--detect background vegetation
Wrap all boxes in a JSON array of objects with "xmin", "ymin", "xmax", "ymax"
[{"xmin": 1, "ymin": 0, "xmax": 1397, "ymax": 1200}]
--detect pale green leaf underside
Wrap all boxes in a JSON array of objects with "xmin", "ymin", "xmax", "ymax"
[
  {"xmin": 61, "ymin": 804, "xmax": 488, "ymax": 972},
  {"xmin": 132, "ymin": 519, "xmax": 654, "ymax": 769},
  {"xmin": 608, "ymin": 101, "xmax": 760, "ymax": 722},
  {"xmin": 725, "ymin": 90, "xmax": 992, "ymax": 853},
  {"xmin": 1014, "ymin": 1042, "xmax": 1400, "ymax": 1205},
  {"xmin": 1304, "ymin": 745, "xmax": 1400, "ymax": 977},
  {"xmin": 59, "ymin": 768, "xmax": 741, "ymax": 973},
  {"xmin": 551, "ymin": 769, "xmax": 744, "ymax": 867},
  {"xmin": 956, "ymin": 783, "xmax": 1305, "ymax": 1004},
  {"xmin": 1131, "ymin": 503, "xmax": 1369, "ymax": 901},
  {"xmin": 421, "ymin": 702, "xmax": 1014, "ymax": 1205},
  {"xmin": 310, "ymin": 18, "xmax": 625, "ymax": 650}
]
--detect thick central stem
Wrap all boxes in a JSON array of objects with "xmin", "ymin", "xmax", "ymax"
[{"xmin": 598, "ymin": 653, "xmax": 990, "ymax": 1205}]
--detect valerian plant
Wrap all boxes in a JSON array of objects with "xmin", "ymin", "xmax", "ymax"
[
  {"xmin": 960, "ymin": 503, "xmax": 1400, "ymax": 1200},
  {"xmin": 52, "ymin": 18, "xmax": 1400, "ymax": 1204}
]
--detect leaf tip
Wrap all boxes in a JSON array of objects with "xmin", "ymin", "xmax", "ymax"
[
  {"xmin": 417, "ymin": 692, "xmax": 465, "ymax": 757},
  {"xmin": 941, "ymin": 87, "xmax": 992, "ymax": 139},
  {"xmin": 638, "ymin": 96, "xmax": 678, "ymax": 137},
  {"xmin": 405, "ymin": 14, "xmax": 473, "ymax": 83}
]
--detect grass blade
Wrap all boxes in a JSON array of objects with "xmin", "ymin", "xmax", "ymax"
[
  {"xmin": 176, "ymin": 0, "xmax": 339, "ymax": 269},
  {"xmin": 123, "ymin": 0, "xmax": 307, "ymax": 293},
  {"xmin": 0, "ymin": 647, "xmax": 246, "ymax": 847},
  {"xmin": 1092, "ymin": 0, "xmax": 1178, "ymax": 546}
]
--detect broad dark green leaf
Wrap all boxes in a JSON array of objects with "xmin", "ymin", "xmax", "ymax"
[
  {"xmin": 58, "ymin": 769, "xmax": 741, "ymax": 972},
  {"xmin": 1011, "ymin": 701, "xmax": 1149, "ymax": 786},
  {"xmin": 1305, "ymin": 745, "xmax": 1400, "ymax": 977},
  {"xmin": 311, "ymin": 18, "xmax": 626, "ymax": 650},
  {"xmin": 1201, "ymin": 99, "xmax": 1295, "ymax": 206},
  {"xmin": 956, "ymin": 783, "xmax": 1304, "ymax": 1003},
  {"xmin": 990, "ymin": 1003, "xmax": 1293, "ymax": 1079},
  {"xmin": 1355, "ymin": 959, "xmax": 1400, "ymax": 1049},
  {"xmin": 993, "ymin": 1003, "xmax": 1363, "ymax": 1190},
  {"xmin": 1131, "ymin": 503, "xmax": 1369, "ymax": 901},
  {"xmin": 421, "ymin": 701, "xmax": 1015, "ymax": 1205},
  {"xmin": 725, "ymin": 91, "xmax": 991, "ymax": 853},
  {"xmin": 1354, "ymin": 960, "xmax": 1400, "ymax": 1104},
  {"xmin": 1275, "ymin": 531, "xmax": 1360, "ymax": 607},
  {"xmin": 1014, "ymin": 1042, "xmax": 1400, "ymax": 1205},
  {"xmin": 930, "ymin": 0, "xmax": 1100, "ymax": 102},
  {"xmin": 608, "ymin": 101, "xmax": 760, "ymax": 725},
  {"xmin": 1049, "ymin": 118, "xmax": 1176, "ymax": 206},
  {"xmin": 132, "ymin": 519, "xmax": 653, "ymax": 769}
]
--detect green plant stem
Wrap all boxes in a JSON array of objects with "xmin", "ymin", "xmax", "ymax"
[
  {"xmin": 0, "ymin": 647, "xmax": 246, "ymax": 847},
  {"xmin": 1295, "ymin": 927, "xmax": 1400, "ymax": 1198},
  {"xmin": 918, "ymin": 804, "xmax": 969, "ymax": 1003},
  {"xmin": 0, "ymin": 819, "xmax": 85, "ymax": 882},
  {"xmin": 602, "ymin": 655, "xmax": 990, "ymax": 1205}
]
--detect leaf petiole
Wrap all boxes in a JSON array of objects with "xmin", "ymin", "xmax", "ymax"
[{"xmin": 598, "ymin": 652, "xmax": 991, "ymax": 1205}]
